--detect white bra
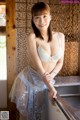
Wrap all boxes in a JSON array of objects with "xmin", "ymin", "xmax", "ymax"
[{"xmin": 37, "ymin": 46, "xmax": 63, "ymax": 62}]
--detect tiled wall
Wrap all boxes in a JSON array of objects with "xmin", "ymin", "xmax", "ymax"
[
  {"xmin": 16, "ymin": 0, "xmax": 80, "ymax": 75},
  {"xmin": 16, "ymin": 0, "xmax": 28, "ymax": 74},
  {"xmin": 59, "ymin": 42, "xmax": 79, "ymax": 76}
]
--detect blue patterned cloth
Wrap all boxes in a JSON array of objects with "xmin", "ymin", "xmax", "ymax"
[{"xmin": 9, "ymin": 66, "xmax": 48, "ymax": 120}]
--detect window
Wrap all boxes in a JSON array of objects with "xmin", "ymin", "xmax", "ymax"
[
  {"xmin": 0, "ymin": 4, "xmax": 6, "ymax": 80},
  {"xmin": 0, "ymin": 2, "xmax": 7, "ymax": 108},
  {"xmin": 0, "ymin": 5, "xmax": 6, "ymax": 26},
  {"xmin": 0, "ymin": 35, "xmax": 7, "ymax": 80}
]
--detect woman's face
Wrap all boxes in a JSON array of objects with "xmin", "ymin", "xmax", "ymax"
[{"xmin": 33, "ymin": 12, "xmax": 51, "ymax": 32}]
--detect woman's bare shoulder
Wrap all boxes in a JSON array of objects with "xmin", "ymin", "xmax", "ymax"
[
  {"xmin": 52, "ymin": 32, "xmax": 65, "ymax": 49},
  {"xmin": 52, "ymin": 31, "xmax": 65, "ymax": 38},
  {"xmin": 28, "ymin": 33, "xmax": 37, "ymax": 44},
  {"xmin": 53, "ymin": 31, "xmax": 65, "ymax": 43},
  {"xmin": 28, "ymin": 33, "xmax": 36, "ymax": 40},
  {"xmin": 58, "ymin": 32, "xmax": 65, "ymax": 38}
]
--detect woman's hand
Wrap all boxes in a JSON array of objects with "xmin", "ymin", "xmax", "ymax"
[
  {"xmin": 49, "ymin": 87, "xmax": 57, "ymax": 99},
  {"xmin": 43, "ymin": 72, "xmax": 54, "ymax": 82},
  {"xmin": 42, "ymin": 72, "xmax": 57, "ymax": 99}
]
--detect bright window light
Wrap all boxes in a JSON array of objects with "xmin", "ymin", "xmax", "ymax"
[
  {"xmin": 0, "ymin": 35, "xmax": 7, "ymax": 80},
  {"xmin": 0, "ymin": 5, "xmax": 6, "ymax": 26}
]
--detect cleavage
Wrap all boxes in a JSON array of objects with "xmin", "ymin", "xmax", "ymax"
[
  {"xmin": 39, "ymin": 44, "xmax": 51, "ymax": 55},
  {"xmin": 39, "ymin": 45, "xmax": 60, "ymax": 58}
]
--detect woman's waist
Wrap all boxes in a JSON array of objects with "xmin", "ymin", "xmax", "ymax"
[{"xmin": 28, "ymin": 64, "xmax": 39, "ymax": 73}]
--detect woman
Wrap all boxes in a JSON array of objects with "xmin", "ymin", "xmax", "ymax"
[{"xmin": 9, "ymin": 2, "xmax": 65, "ymax": 120}]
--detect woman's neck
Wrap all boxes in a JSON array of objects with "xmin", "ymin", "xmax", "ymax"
[{"xmin": 41, "ymin": 31, "xmax": 48, "ymax": 42}]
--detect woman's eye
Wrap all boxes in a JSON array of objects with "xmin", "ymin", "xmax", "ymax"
[
  {"xmin": 44, "ymin": 15, "xmax": 47, "ymax": 18},
  {"xmin": 44, "ymin": 16, "xmax": 46, "ymax": 18},
  {"xmin": 35, "ymin": 16, "xmax": 39, "ymax": 19}
]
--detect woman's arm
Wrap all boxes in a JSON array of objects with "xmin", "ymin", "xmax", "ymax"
[
  {"xmin": 28, "ymin": 33, "xmax": 45, "ymax": 75},
  {"xmin": 51, "ymin": 33, "xmax": 65, "ymax": 77},
  {"xmin": 28, "ymin": 33, "xmax": 57, "ymax": 98},
  {"xmin": 45, "ymin": 33, "xmax": 65, "ymax": 80}
]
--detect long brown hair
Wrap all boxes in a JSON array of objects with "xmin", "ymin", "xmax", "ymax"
[{"xmin": 31, "ymin": 2, "xmax": 52, "ymax": 42}]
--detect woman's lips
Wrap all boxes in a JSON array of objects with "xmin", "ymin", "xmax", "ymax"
[{"xmin": 39, "ymin": 24, "xmax": 46, "ymax": 27}]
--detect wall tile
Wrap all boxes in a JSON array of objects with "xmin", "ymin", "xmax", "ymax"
[
  {"xmin": 16, "ymin": 19, "xmax": 26, "ymax": 27},
  {"xmin": 16, "ymin": 12, "xmax": 27, "ymax": 20},
  {"xmin": 16, "ymin": 3, "xmax": 26, "ymax": 11}
]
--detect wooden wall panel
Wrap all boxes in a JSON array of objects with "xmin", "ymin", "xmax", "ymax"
[
  {"xmin": 6, "ymin": 0, "xmax": 17, "ymax": 120},
  {"xmin": 6, "ymin": 0, "xmax": 16, "ymax": 96}
]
